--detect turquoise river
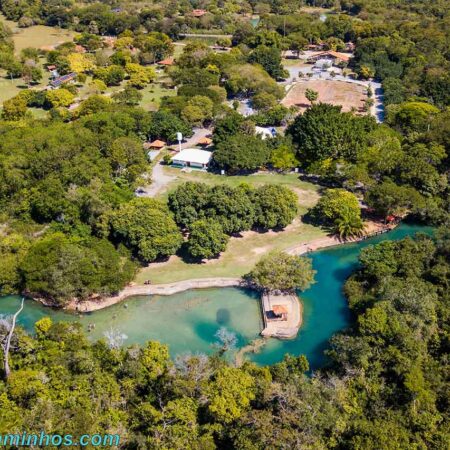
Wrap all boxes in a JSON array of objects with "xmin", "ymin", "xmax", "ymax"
[{"xmin": 0, "ymin": 224, "xmax": 432, "ymax": 370}]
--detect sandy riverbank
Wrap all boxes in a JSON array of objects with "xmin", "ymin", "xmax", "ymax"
[
  {"xmin": 66, "ymin": 278, "xmax": 242, "ymax": 312},
  {"xmin": 286, "ymin": 220, "xmax": 395, "ymax": 256}
]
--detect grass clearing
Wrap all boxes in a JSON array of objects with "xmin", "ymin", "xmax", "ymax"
[
  {"xmin": 0, "ymin": 73, "xmax": 29, "ymax": 104},
  {"xmin": 138, "ymin": 220, "xmax": 326, "ymax": 284},
  {"xmin": 0, "ymin": 56, "xmax": 51, "ymax": 106},
  {"xmin": 136, "ymin": 169, "xmax": 324, "ymax": 284},
  {"xmin": 0, "ymin": 15, "xmax": 76, "ymax": 53},
  {"xmin": 282, "ymin": 58, "xmax": 311, "ymax": 67},
  {"xmin": 139, "ymin": 82, "xmax": 176, "ymax": 110}
]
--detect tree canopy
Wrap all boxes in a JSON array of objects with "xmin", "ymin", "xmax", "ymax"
[
  {"xmin": 110, "ymin": 198, "xmax": 183, "ymax": 262},
  {"xmin": 246, "ymin": 251, "xmax": 316, "ymax": 292}
]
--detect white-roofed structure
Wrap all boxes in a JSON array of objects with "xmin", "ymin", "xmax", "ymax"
[
  {"xmin": 171, "ymin": 148, "xmax": 212, "ymax": 169},
  {"xmin": 255, "ymin": 126, "xmax": 274, "ymax": 140}
]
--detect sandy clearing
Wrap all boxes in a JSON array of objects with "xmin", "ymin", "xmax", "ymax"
[{"xmin": 282, "ymin": 79, "xmax": 367, "ymax": 114}]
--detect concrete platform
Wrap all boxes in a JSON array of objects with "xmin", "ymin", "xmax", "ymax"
[{"xmin": 260, "ymin": 292, "xmax": 302, "ymax": 339}]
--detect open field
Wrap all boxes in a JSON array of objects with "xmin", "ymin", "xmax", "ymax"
[
  {"xmin": 300, "ymin": 6, "xmax": 334, "ymax": 14},
  {"xmin": 0, "ymin": 15, "xmax": 75, "ymax": 53},
  {"xmin": 135, "ymin": 170, "xmax": 325, "ymax": 284},
  {"xmin": 137, "ymin": 220, "xmax": 325, "ymax": 284},
  {"xmin": 0, "ymin": 72, "xmax": 29, "ymax": 104},
  {"xmin": 139, "ymin": 82, "xmax": 176, "ymax": 109},
  {"xmin": 0, "ymin": 60, "xmax": 51, "ymax": 106},
  {"xmin": 282, "ymin": 79, "xmax": 367, "ymax": 113}
]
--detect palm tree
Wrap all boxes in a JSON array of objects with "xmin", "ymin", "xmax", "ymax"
[
  {"xmin": 334, "ymin": 209, "xmax": 365, "ymax": 239},
  {"xmin": 305, "ymin": 88, "xmax": 318, "ymax": 106}
]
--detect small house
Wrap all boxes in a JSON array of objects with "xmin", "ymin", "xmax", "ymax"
[
  {"xmin": 255, "ymin": 126, "xmax": 275, "ymax": 140},
  {"xmin": 157, "ymin": 58, "xmax": 174, "ymax": 67},
  {"xmin": 308, "ymin": 51, "xmax": 351, "ymax": 66},
  {"xmin": 74, "ymin": 45, "xmax": 86, "ymax": 54},
  {"xmin": 307, "ymin": 43, "xmax": 325, "ymax": 51},
  {"xmin": 171, "ymin": 148, "xmax": 212, "ymax": 169},
  {"xmin": 345, "ymin": 42, "xmax": 355, "ymax": 52},
  {"xmin": 50, "ymin": 72, "xmax": 77, "ymax": 88},
  {"xmin": 192, "ymin": 9, "xmax": 207, "ymax": 17},
  {"xmin": 102, "ymin": 36, "xmax": 117, "ymax": 48}
]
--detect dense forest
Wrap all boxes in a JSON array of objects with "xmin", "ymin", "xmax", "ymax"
[{"xmin": 0, "ymin": 231, "xmax": 448, "ymax": 448}]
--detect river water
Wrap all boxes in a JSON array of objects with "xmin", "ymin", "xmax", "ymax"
[{"xmin": 0, "ymin": 224, "xmax": 432, "ymax": 369}]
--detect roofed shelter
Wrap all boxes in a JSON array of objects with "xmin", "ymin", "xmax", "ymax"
[
  {"xmin": 272, "ymin": 305, "xmax": 288, "ymax": 321},
  {"xmin": 197, "ymin": 137, "xmax": 213, "ymax": 146},
  {"xmin": 171, "ymin": 148, "xmax": 212, "ymax": 169},
  {"xmin": 144, "ymin": 139, "xmax": 166, "ymax": 150},
  {"xmin": 192, "ymin": 9, "xmax": 207, "ymax": 17},
  {"xmin": 157, "ymin": 58, "xmax": 174, "ymax": 66},
  {"xmin": 50, "ymin": 72, "xmax": 77, "ymax": 88}
]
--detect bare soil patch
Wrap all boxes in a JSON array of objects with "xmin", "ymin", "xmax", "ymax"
[{"xmin": 282, "ymin": 80, "xmax": 367, "ymax": 114}]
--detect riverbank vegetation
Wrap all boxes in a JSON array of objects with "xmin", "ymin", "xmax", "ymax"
[{"xmin": 0, "ymin": 232, "xmax": 448, "ymax": 448}]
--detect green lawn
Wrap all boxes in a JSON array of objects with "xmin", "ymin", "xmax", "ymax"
[
  {"xmin": 0, "ymin": 15, "xmax": 75, "ymax": 53},
  {"xmin": 0, "ymin": 74, "xmax": 28, "ymax": 104},
  {"xmin": 282, "ymin": 58, "xmax": 310, "ymax": 67},
  {"xmin": 139, "ymin": 82, "xmax": 176, "ymax": 110},
  {"xmin": 173, "ymin": 43, "xmax": 185, "ymax": 58},
  {"xmin": 138, "ymin": 221, "xmax": 325, "ymax": 284},
  {"xmin": 0, "ymin": 57, "xmax": 51, "ymax": 106},
  {"xmin": 137, "ymin": 169, "xmax": 325, "ymax": 284}
]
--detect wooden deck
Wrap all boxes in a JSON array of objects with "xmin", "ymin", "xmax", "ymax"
[{"xmin": 260, "ymin": 292, "xmax": 302, "ymax": 339}]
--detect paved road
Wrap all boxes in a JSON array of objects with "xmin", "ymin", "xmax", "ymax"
[
  {"xmin": 142, "ymin": 161, "xmax": 177, "ymax": 197},
  {"xmin": 179, "ymin": 33, "xmax": 232, "ymax": 38},
  {"xmin": 180, "ymin": 127, "xmax": 211, "ymax": 149}
]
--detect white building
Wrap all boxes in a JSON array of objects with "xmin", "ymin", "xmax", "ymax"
[
  {"xmin": 255, "ymin": 126, "xmax": 274, "ymax": 140},
  {"xmin": 171, "ymin": 148, "xmax": 212, "ymax": 169}
]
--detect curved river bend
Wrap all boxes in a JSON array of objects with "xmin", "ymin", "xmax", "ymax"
[{"xmin": 0, "ymin": 224, "xmax": 432, "ymax": 369}]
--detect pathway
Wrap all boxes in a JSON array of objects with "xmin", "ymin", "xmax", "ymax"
[
  {"xmin": 180, "ymin": 127, "xmax": 211, "ymax": 149},
  {"xmin": 66, "ymin": 278, "xmax": 242, "ymax": 312},
  {"xmin": 138, "ymin": 127, "xmax": 211, "ymax": 197},
  {"xmin": 179, "ymin": 33, "xmax": 232, "ymax": 38},
  {"xmin": 142, "ymin": 161, "xmax": 176, "ymax": 197}
]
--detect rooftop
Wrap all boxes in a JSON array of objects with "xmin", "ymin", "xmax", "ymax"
[
  {"xmin": 171, "ymin": 148, "xmax": 212, "ymax": 165},
  {"xmin": 198, "ymin": 137, "xmax": 213, "ymax": 145},
  {"xmin": 157, "ymin": 57, "xmax": 174, "ymax": 66},
  {"xmin": 192, "ymin": 9, "xmax": 207, "ymax": 17},
  {"xmin": 144, "ymin": 139, "xmax": 166, "ymax": 149},
  {"xmin": 314, "ymin": 50, "xmax": 351, "ymax": 62},
  {"xmin": 272, "ymin": 305, "xmax": 288, "ymax": 315}
]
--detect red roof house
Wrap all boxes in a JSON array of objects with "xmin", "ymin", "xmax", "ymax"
[
  {"xmin": 192, "ymin": 9, "xmax": 207, "ymax": 17},
  {"xmin": 157, "ymin": 57, "xmax": 174, "ymax": 66}
]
